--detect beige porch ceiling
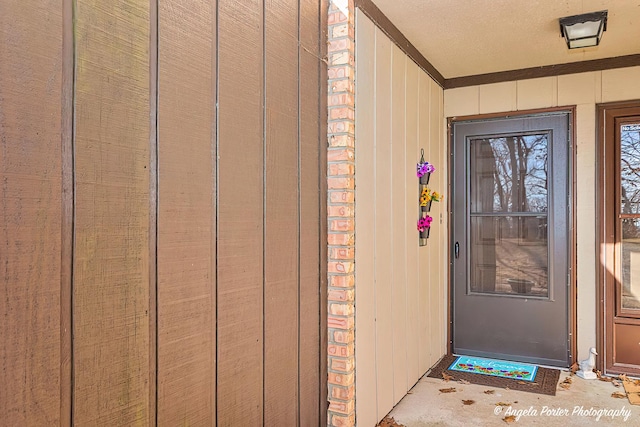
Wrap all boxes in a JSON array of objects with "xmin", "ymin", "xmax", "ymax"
[{"xmin": 370, "ymin": 0, "xmax": 640, "ymax": 78}]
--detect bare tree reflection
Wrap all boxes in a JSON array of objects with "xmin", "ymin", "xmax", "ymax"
[
  {"xmin": 621, "ymin": 124, "xmax": 640, "ymax": 215},
  {"xmin": 470, "ymin": 134, "xmax": 549, "ymax": 296},
  {"xmin": 620, "ymin": 124, "xmax": 640, "ymax": 309}
]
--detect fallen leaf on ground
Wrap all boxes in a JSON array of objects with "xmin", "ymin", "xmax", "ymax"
[
  {"xmin": 612, "ymin": 380, "xmax": 621, "ymax": 388},
  {"xmin": 503, "ymin": 415, "xmax": 516, "ymax": 423},
  {"xmin": 558, "ymin": 377, "xmax": 573, "ymax": 389},
  {"xmin": 570, "ymin": 362, "xmax": 579, "ymax": 374},
  {"xmin": 442, "ymin": 372, "xmax": 454, "ymax": 382},
  {"xmin": 594, "ymin": 369, "xmax": 613, "ymax": 383},
  {"xmin": 495, "ymin": 402, "xmax": 511, "ymax": 407},
  {"xmin": 619, "ymin": 374, "xmax": 629, "ymax": 382},
  {"xmin": 376, "ymin": 417, "xmax": 406, "ymax": 427},
  {"xmin": 612, "ymin": 392, "xmax": 627, "ymax": 399},
  {"xmin": 439, "ymin": 387, "xmax": 457, "ymax": 393},
  {"xmin": 458, "ymin": 379, "xmax": 470, "ymax": 385},
  {"xmin": 462, "ymin": 399, "xmax": 475, "ymax": 405},
  {"xmin": 484, "ymin": 390, "xmax": 495, "ymax": 394}
]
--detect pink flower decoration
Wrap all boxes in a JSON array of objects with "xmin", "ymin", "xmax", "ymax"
[{"xmin": 417, "ymin": 215, "xmax": 433, "ymax": 232}]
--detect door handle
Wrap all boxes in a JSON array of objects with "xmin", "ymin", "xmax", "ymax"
[{"xmin": 454, "ymin": 242, "xmax": 459, "ymax": 259}]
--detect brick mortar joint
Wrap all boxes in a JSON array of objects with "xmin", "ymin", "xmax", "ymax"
[
  {"xmin": 328, "ymin": 117, "xmax": 354, "ymax": 121},
  {"xmin": 328, "ymin": 76, "xmax": 355, "ymax": 83},
  {"xmin": 328, "ymin": 22, "xmax": 355, "ymax": 29}
]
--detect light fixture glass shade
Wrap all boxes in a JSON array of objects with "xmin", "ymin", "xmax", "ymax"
[{"xmin": 559, "ymin": 10, "xmax": 607, "ymax": 49}]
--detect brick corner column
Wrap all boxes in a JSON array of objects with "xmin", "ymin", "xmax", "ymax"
[{"xmin": 327, "ymin": 1, "xmax": 356, "ymax": 426}]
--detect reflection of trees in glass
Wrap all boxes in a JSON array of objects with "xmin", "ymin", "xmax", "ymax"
[
  {"xmin": 621, "ymin": 125, "xmax": 640, "ymax": 216},
  {"xmin": 489, "ymin": 135, "xmax": 548, "ymax": 213}
]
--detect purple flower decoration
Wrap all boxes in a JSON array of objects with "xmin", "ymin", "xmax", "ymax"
[
  {"xmin": 417, "ymin": 215, "xmax": 433, "ymax": 232},
  {"xmin": 416, "ymin": 162, "xmax": 435, "ymax": 178}
]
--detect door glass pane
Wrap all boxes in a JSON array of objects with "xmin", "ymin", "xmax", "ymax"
[
  {"xmin": 470, "ymin": 216, "xmax": 548, "ymax": 297},
  {"xmin": 622, "ymin": 218, "xmax": 640, "ymax": 310},
  {"xmin": 470, "ymin": 134, "xmax": 548, "ymax": 213},
  {"xmin": 620, "ymin": 124, "xmax": 640, "ymax": 214}
]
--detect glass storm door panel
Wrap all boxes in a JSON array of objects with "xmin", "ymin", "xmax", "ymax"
[
  {"xmin": 619, "ymin": 123, "xmax": 640, "ymax": 315},
  {"xmin": 452, "ymin": 113, "xmax": 570, "ymax": 367},
  {"xmin": 606, "ymin": 117, "xmax": 640, "ymax": 374}
]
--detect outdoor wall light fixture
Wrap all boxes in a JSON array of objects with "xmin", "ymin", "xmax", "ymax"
[{"xmin": 559, "ymin": 10, "xmax": 607, "ymax": 49}]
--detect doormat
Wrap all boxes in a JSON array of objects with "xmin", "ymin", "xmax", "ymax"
[
  {"xmin": 427, "ymin": 354, "xmax": 560, "ymax": 396},
  {"xmin": 622, "ymin": 377, "xmax": 640, "ymax": 405},
  {"xmin": 449, "ymin": 355, "xmax": 538, "ymax": 382}
]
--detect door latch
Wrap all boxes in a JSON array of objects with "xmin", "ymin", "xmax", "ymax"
[{"xmin": 454, "ymin": 242, "xmax": 459, "ymax": 259}]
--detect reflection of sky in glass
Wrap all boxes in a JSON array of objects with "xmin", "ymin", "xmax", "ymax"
[{"xmin": 621, "ymin": 124, "xmax": 640, "ymax": 215}]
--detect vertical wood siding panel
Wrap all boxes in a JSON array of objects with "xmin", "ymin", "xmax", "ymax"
[
  {"xmin": 0, "ymin": 1, "xmax": 63, "ymax": 424},
  {"xmin": 516, "ymin": 77, "xmax": 557, "ymax": 110},
  {"xmin": 73, "ymin": 0, "xmax": 151, "ymax": 423},
  {"xmin": 418, "ymin": 72, "xmax": 433, "ymax": 369},
  {"xmin": 354, "ymin": 10, "xmax": 378, "ymax": 427},
  {"xmin": 374, "ymin": 27, "xmax": 395, "ymax": 418},
  {"xmin": 264, "ymin": 0, "xmax": 299, "ymax": 424},
  {"xmin": 478, "ymin": 82, "xmax": 517, "ymax": 114},
  {"xmin": 61, "ymin": 0, "xmax": 75, "ymax": 422},
  {"xmin": 404, "ymin": 60, "xmax": 421, "ymax": 386},
  {"xmin": 602, "ymin": 67, "xmax": 640, "ymax": 102},
  {"xmin": 436, "ymin": 84, "xmax": 446, "ymax": 357},
  {"xmin": 217, "ymin": 0, "xmax": 264, "ymax": 423},
  {"xmin": 299, "ymin": 0, "xmax": 322, "ymax": 423},
  {"xmin": 391, "ymin": 46, "xmax": 408, "ymax": 404},
  {"xmin": 157, "ymin": 0, "xmax": 215, "ymax": 424},
  {"xmin": 429, "ymin": 79, "xmax": 444, "ymax": 361}
]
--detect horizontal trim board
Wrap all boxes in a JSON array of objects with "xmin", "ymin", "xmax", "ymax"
[
  {"xmin": 355, "ymin": 1, "xmax": 640, "ymax": 90},
  {"xmin": 445, "ymin": 54, "xmax": 640, "ymax": 89}
]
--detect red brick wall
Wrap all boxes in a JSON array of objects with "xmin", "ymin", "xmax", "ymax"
[{"xmin": 327, "ymin": 1, "xmax": 356, "ymax": 425}]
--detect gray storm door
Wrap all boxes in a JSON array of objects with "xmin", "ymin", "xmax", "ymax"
[{"xmin": 451, "ymin": 112, "xmax": 571, "ymax": 367}]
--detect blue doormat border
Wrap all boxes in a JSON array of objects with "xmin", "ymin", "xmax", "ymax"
[{"xmin": 448, "ymin": 355, "xmax": 538, "ymax": 382}]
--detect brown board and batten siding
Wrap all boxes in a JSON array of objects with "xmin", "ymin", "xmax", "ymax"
[
  {"xmin": 0, "ymin": 1, "xmax": 327, "ymax": 425},
  {"xmin": 73, "ymin": 1, "xmax": 153, "ymax": 423},
  {"xmin": 157, "ymin": 0, "xmax": 216, "ymax": 424},
  {"xmin": 0, "ymin": 1, "xmax": 64, "ymax": 425}
]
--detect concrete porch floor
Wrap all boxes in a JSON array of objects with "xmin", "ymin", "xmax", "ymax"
[{"xmin": 385, "ymin": 367, "xmax": 640, "ymax": 426}]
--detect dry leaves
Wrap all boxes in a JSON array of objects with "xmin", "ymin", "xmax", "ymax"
[
  {"xmin": 484, "ymin": 390, "xmax": 495, "ymax": 395},
  {"xmin": 612, "ymin": 391, "xmax": 627, "ymax": 399},
  {"xmin": 462, "ymin": 399, "xmax": 475, "ymax": 405},
  {"xmin": 570, "ymin": 362, "xmax": 579, "ymax": 374},
  {"xmin": 376, "ymin": 417, "xmax": 405, "ymax": 427},
  {"xmin": 439, "ymin": 387, "xmax": 457, "ymax": 393},
  {"xmin": 442, "ymin": 372, "xmax": 454, "ymax": 382},
  {"xmin": 458, "ymin": 379, "xmax": 470, "ymax": 385},
  {"xmin": 596, "ymin": 370, "xmax": 613, "ymax": 382},
  {"xmin": 559, "ymin": 376, "xmax": 573, "ymax": 390},
  {"xmin": 503, "ymin": 415, "xmax": 517, "ymax": 423},
  {"xmin": 495, "ymin": 402, "xmax": 511, "ymax": 407}
]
